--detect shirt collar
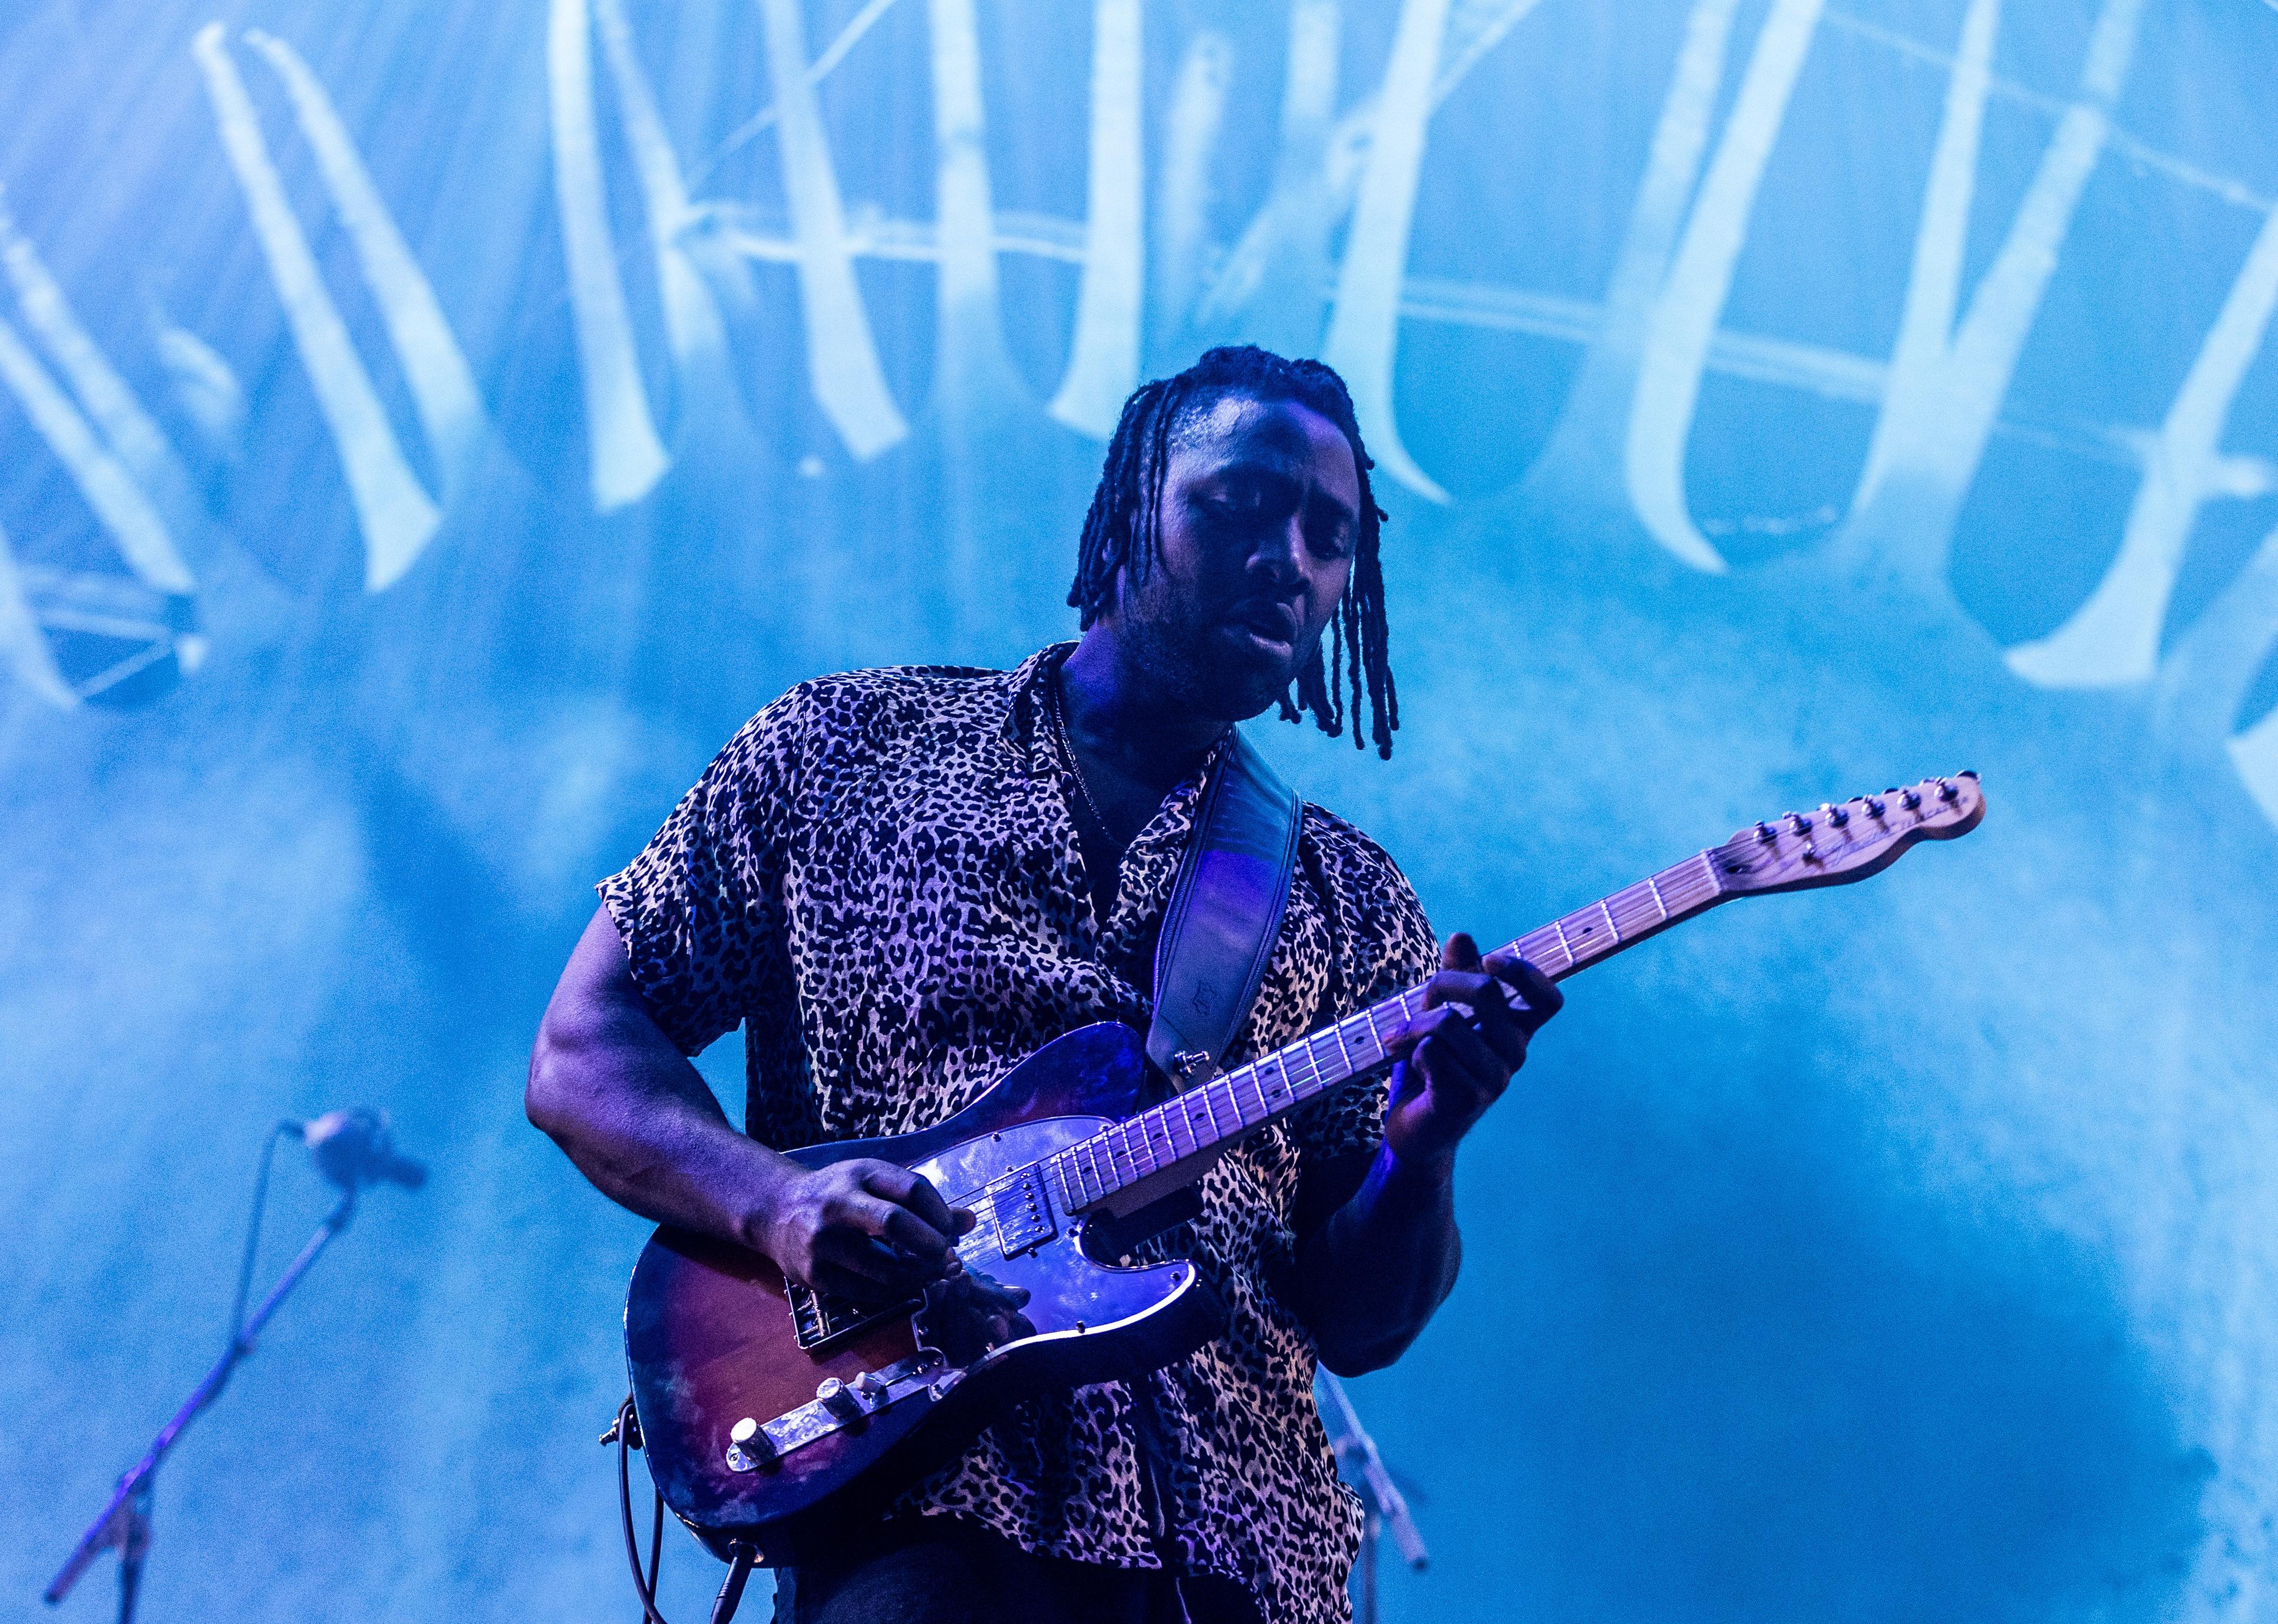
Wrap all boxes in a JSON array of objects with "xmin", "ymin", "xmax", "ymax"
[{"xmin": 1001, "ymin": 641, "xmax": 1079, "ymax": 775}]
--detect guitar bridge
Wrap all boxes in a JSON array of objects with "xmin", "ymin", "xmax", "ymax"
[{"xmin": 786, "ymin": 1279, "xmax": 917, "ymax": 1352}]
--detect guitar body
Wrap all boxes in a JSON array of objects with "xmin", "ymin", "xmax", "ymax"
[{"xmin": 623, "ymin": 1022, "xmax": 1227, "ymax": 1564}]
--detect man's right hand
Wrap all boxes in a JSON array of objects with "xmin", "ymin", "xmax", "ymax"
[
  {"xmin": 751, "ymin": 1158, "xmax": 975, "ymax": 1302},
  {"xmin": 529, "ymin": 910, "xmax": 983, "ymax": 1305}
]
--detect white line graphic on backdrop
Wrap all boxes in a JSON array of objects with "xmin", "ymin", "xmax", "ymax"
[
  {"xmin": 1626, "ymin": 0, "xmax": 1824, "ymax": 573},
  {"xmin": 196, "ymin": 23, "xmax": 445, "ymax": 586},
  {"xmin": 587, "ymin": 0, "xmax": 760, "ymax": 450},
  {"xmin": 5, "ymin": 2, "xmax": 2276, "ymax": 836},
  {"xmin": 1325, "ymin": 0, "xmax": 1456, "ymax": 503},
  {"xmin": 1048, "ymin": 0, "xmax": 1144, "ymax": 438},
  {"xmin": 245, "ymin": 29, "xmax": 496, "ymax": 527},
  {"xmin": 547, "ymin": 0, "xmax": 672, "ymax": 510},
  {"xmin": 2008, "ymin": 204, "xmax": 2278, "ymax": 688},
  {"xmin": 928, "ymin": 0, "xmax": 1025, "ymax": 415},
  {"xmin": 754, "ymin": 0, "xmax": 908, "ymax": 460},
  {"xmin": 1154, "ymin": 31, "xmax": 1233, "ymax": 350},
  {"xmin": 1837, "ymin": 0, "xmax": 2145, "ymax": 591}
]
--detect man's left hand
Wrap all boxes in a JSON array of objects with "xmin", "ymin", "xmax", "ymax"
[{"xmin": 1381, "ymin": 932, "xmax": 1562, "ymax": 1173}]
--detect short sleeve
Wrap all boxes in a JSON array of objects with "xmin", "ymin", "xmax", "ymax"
[
  {"xmin": 1287, "ymin": 817, "xmax": 1439, "ymax": 1167},
  {"xmin": 596, "ymin": 691, "xmax": 807, "ymax": 1057}
]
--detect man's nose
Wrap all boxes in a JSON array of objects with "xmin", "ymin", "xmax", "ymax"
[{"xmin": 1249, "ymin": 512, "xmax": 1308, "ymax": 582}]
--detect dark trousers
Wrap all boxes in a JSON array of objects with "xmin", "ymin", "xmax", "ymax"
[{"xmin": 772, "ymin": 1519, "xmax": 1263, "ymax": 1624}]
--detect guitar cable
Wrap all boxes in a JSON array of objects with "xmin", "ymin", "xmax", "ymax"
[
  {"xmin": 612, "ymin": 1394, "xmax": 761, "ymax": 1624},
  {"xmin": 613, "ymin": 1395, "xmax": 672, "ymax": 1624}
]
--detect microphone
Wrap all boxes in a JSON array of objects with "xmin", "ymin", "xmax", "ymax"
[{"xmin": 286, "ymin": 1108, "xmax": 428, "ymax": 1192}]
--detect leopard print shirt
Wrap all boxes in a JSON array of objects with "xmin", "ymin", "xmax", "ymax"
[{"xmin": 598, "ymin": 645, "xmax": 1437, "ymax": 1624}]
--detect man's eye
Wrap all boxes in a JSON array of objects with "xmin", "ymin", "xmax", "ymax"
[{"xmin": 1308, "ymin": 522, "xmax": 1355, "ymax": 559}]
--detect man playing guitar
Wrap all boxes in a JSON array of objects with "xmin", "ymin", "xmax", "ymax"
[{"xmin": 527, "ymin": 346, "xmax": 1561, "ymax": 1624}]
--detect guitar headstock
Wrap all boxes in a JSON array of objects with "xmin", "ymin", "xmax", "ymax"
[{"xmin": 1711, "ymin": 773, "xmax": 1985, "ymax": 895}]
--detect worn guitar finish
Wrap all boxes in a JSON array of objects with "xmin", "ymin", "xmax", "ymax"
[
  {"xmin": 625, "ymin": 775, "xmax": 1987, "ymax": 1564},
  {"xmin": 623, "ymin": 1022, "xmax": 1233, "ymax": 1562}
]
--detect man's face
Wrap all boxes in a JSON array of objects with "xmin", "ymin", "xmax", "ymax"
[{"xmin": 1109, "ymin": 392, "xmax": 1361, "ymax": 722}]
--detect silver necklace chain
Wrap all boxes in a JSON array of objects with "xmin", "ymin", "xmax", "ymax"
[{"xmin": 1049, "ymin": 668, "xmax": 1112, "ymax": 837}]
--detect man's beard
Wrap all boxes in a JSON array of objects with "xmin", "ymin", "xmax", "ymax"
[{"xmin": 1123, "ymin": 596, "xmax": 1316, "ymax": 725}]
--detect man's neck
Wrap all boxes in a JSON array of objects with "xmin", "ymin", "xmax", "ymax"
[{"xmin": 1058, "ymin": 629, "xmax": 1227, "ymax": 828}]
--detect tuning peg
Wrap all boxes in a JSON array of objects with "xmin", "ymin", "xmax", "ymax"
[
  {"xmin": 1901, "ymin": 787, "xmax": 1922, "ymax": 810},
  {"xmin": 1755, "ymin": 821, "xmax": 1777, "ymax": 843},
  {"xmin": 1821, "ymin": 801, "xmax": 1849, "ymax": 827},
  {"xmin": 1864, "ymin": 796, "xmax": 1886, "ymax": 817},
  {"xmin": 1937, "ymin": 779, "xmax": 1958, "ymax": 801},
  {"xmin": 1787, "ymin": 812, "xmax": 1813, "ymax": 833}
]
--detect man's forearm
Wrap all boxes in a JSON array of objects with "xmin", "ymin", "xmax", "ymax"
[
  {"xmin": 1293, "ymin": 1146, "xmax": 1462, "ymax": 1377},
  {"xmin": 526, "ymin": 978, "xmax": 797, "ymax": 1249},
  {"xmin": 529, "ymin": 909, "xmax": 976, "ymax": 1306}
]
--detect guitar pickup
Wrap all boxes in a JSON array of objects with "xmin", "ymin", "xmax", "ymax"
[
  {"xmin": 993, "ymin": 1164, "xmax": 1057, "ymax": 1258},
  {"xmin": 787, "ymin": 1279, "xmax": 918, "ymax": 1352}
]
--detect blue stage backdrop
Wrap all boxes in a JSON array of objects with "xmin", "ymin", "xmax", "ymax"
[{"xmin": 5, "ymin": 2, "xmax": 2276, "ymax": 1619}]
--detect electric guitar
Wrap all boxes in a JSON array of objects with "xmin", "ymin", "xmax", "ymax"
[{"xmin": 623, "ymin": 774, "xmax": 1986, "ymax": 1562}]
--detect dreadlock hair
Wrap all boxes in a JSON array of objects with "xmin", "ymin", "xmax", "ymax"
[{"xmin": 1066, "ymin": 345, "xmax": 1400, "ymax": 758}]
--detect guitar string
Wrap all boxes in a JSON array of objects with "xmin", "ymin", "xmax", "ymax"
[
  {"xmin": 1025, "ymin": 817, "xmax": 1889, "ymax": 1207},
  {"xmin": 810, "ymin": 814, "xmax": 1954, "ymax": 1339},
  {"xmin": 826, "ymin": 811, "xmax": 1957, "ymax": 1325},
  {"xmin": 927, "ymin": 794, "xmax": 1962, "ymax": 1249},
  {"xmin": 861, "ymin": 847, "xmax": 1743, "ymax": 1289},
  {"xmin": 1004, "ymin": 854, "xmax": 1731, "ymax": 1220}
]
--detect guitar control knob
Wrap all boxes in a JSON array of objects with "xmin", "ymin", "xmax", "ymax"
[
  {"xmin": 817, "ymin": 1378, "xmax": 866, "ymax": 1424},
  {"xmin": 854, "ymin": 1369, "xmax": 892, "ymax": 1400},
  {"xmin": 726, "ymin": 1416, "xmax": 777, "ymax": 1471}
]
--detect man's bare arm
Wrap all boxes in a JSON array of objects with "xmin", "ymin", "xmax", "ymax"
[
  {"xmin": 1292, "ymin": 934, "xmax": 1562, "ymax": 1375},
  {"xmin": 526, "ymin": 907, "xmax": 969, "ymax": 1302},
  {"xmin": 1291, "ymin": 1146, "xmax": 1462, "ymax": 1377}
]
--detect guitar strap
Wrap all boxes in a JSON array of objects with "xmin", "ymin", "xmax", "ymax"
[
  {"xmin": 1122, "ymin": 728, "xmax": 1300, "ymax": 1582},
  {"xmin": 1145, "ymin": 728, "xmax": 1302, "ymax": 1085}
]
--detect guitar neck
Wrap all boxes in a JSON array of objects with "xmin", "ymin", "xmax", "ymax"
[{"xmin": 1050, "ymin": 846, "xmax": 1734, "ymax": 1216}]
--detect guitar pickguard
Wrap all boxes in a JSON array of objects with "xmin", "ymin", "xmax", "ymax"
[{"xmin": 625, "ymin": 1072, "xmax": 1227, "ymax": 1562}]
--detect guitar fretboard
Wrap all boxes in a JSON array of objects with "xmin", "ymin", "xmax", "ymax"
[{"xmin": 1045, "ymin": 846, "xmax": 1734, "ymax": 1214}]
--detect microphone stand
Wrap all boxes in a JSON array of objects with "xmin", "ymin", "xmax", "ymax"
[
  {"xmin": 1317, "ymin": 1371, "xmax": 1428, "ymax": 1624},
  {"xmin": 44, "ymin": 1187, "xmax": 357, "ymax": 1622}
]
